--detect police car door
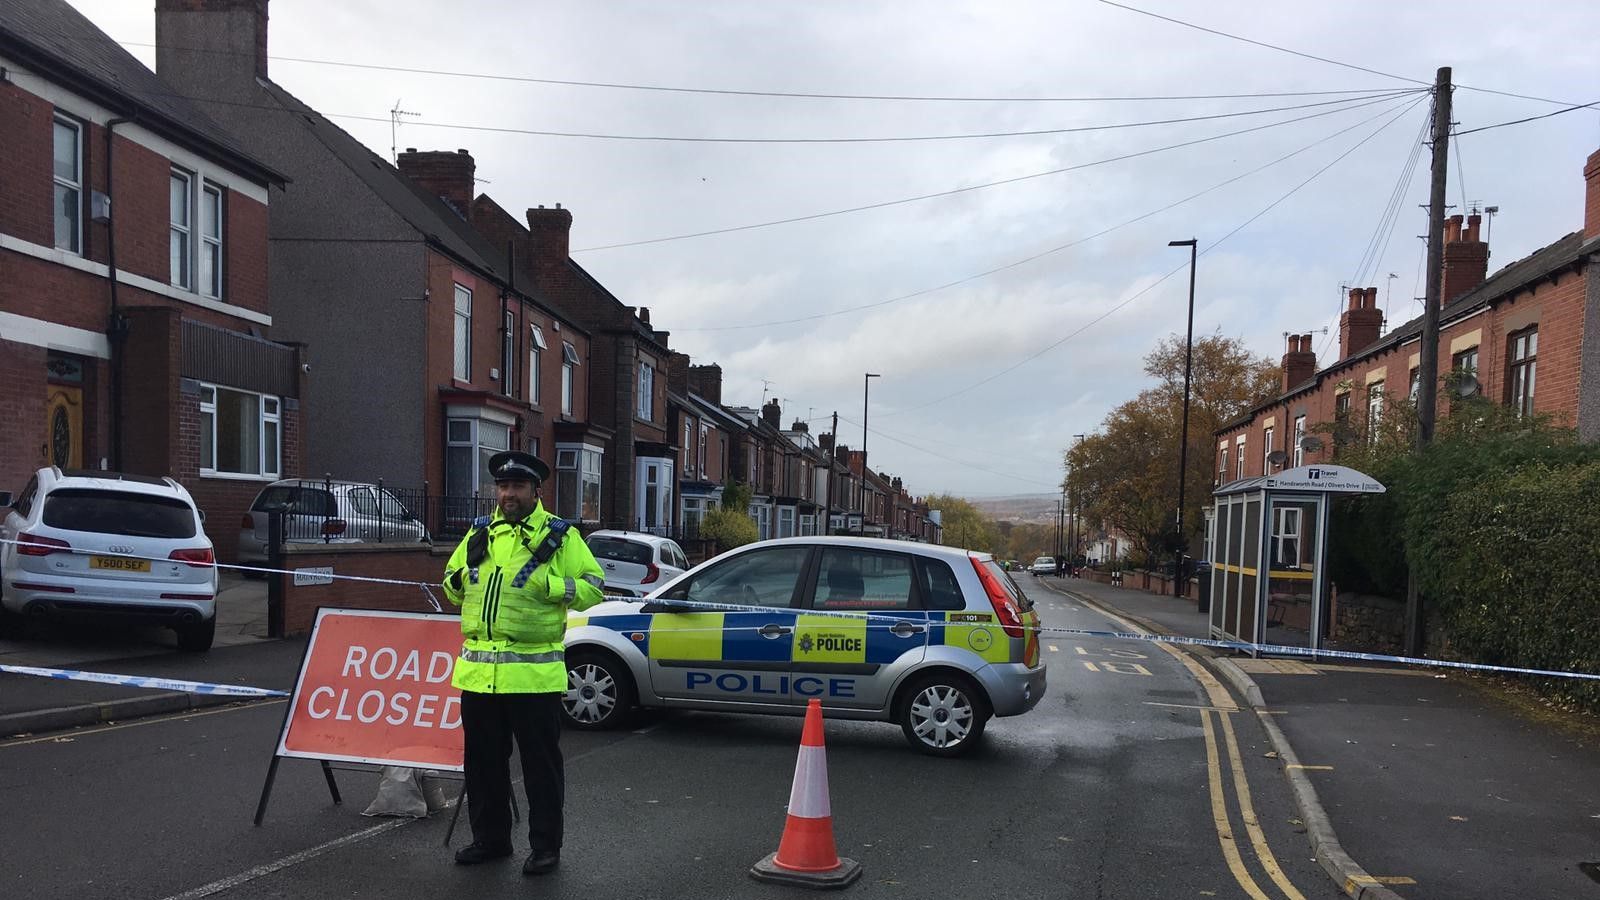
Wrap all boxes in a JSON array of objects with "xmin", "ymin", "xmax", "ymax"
[
  {"xmin": 645, "ymin": 544, "xmax": 812, "ymax": 709},
  {"xmin": 792, "ymin": 546, "xmax": 928, "ymax": 713}
]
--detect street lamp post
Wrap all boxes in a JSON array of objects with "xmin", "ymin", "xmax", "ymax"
[
  {"xmin": 1069, "ymin": 433, "xmax": 1084, "ymax": 574},
  {"xmin": 1168, "ymin": 239, "xmax": 1198, "ymax": 598}
]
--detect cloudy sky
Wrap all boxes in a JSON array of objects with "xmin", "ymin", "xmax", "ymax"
[{"xmin": 71, "ymin": 0, "xmax": 1600, "ymax": 497}]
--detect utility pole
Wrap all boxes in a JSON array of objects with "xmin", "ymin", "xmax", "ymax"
[{"xmin": 1406, "ymin": 66, "xmax": 1452, "ymax": 657}]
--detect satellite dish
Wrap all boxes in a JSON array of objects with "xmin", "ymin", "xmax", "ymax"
[
  {"xmin": 1300, "ymin": 435, "xmax": 1324, "ymax": 453},
  {"xmin": 1456, "ymin": 373, "xmax": 1481, "ymax": 397},
  {"xmin": 1267, "ymin": 450, "xmax": 1288, "ymax": 467}
]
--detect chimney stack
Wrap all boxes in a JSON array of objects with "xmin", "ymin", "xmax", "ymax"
[
  {"xmin": 667, "ymin": 352, "xmax": 690, "ymax": 396},
  {"xmin": 1339, "ymin": 287, "xmax": 1384, "ymax": 360},
  {"xmin": 687, "ymin": 364, "xmax": 722, "ymax": 404},
  {"xmin": 819, "ymin": 433, "xmax": 835, "ymax": 452},
  {"xmin": 1584, "ymin": 148, "xmax": 1600, "ymax": 244},
  {"xmin": 638, "ymin": 307, "xmax": 651, "ymax": 325},
  {"xmin": 1281, "ymin": 333, "xmax": 1317, "ymax": 392},
  {"xmin": 1440, "ymin": 213, "xmax": 1489, "ymax": 307},
  {"xmin": 790, "ymin": 420, "xmax": 809, "ymax": 433},
  {"xmin": 396, "ymin": 149, "xmax": 475, "ymax": 221},
  {"xmin": 761, "ymin": 399, "xmax": 781, "ymax": 429},
  {"xmin": 525, "ymin": 204, "xmax": 573, "ymax": 272},
  {"xmin": 155, "ymin": 0, "xmax": 270, "ymax": 86}
]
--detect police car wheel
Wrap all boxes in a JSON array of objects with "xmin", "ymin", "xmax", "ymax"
[
  {"xmin": 563, "ymin": 651, "xmax": 634, "ymax": 731},
  {"xmin": 898, "ymin": 672, "xmax": 989, "ymax": 757}
]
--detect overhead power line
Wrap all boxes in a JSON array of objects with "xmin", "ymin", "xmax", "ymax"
[
  {"xmin": 885, "ymin": 95, "xmax": 1428, "ymax": 417},
  {"xmin": 1453, "ymin": 99, "xmax": 1600, "ymax": 135},
  {"xmin": 833, "ymin": 415, "xmax": 1060, "ymax": 488},
  {"xmin": 305, "ymin": 90, "xmax": 1418, "ymax": 145},
  {"xmin": 1095, "ymin": 1, "xmax": 1582, "ymax": 107},
  {"xmin": 577, "ymin": 91, "xmax": 1421, "ymax": 251},
  {"xmin": 678, "ymin": 93, "xmax": 1420, "ymax": 333},
  {"xmin": 76, "ymin": 30, "xmax": 1418, "ymax": 104}
]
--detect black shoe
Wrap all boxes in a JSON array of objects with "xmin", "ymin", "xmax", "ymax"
[
  {"xmin": 522, "ymin": 850, "xmax": 560, "ymax": 876},
  {"xmin": 454, "ymin": 842, "xmax": 513, "ymax": 865}
]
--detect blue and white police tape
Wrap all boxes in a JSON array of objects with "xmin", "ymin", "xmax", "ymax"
[
  {"xmin": 6, "ymin": 537, "xmax": 1595, "ymax": 684},
  {"xmin": 0, "ymin": 663, "xmax": 289, "ymax": 697}
]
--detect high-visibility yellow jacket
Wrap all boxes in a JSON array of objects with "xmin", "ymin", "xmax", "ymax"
[{"xmin": 442, "ymin": 502, "xmax": 605, "ymax": 694}]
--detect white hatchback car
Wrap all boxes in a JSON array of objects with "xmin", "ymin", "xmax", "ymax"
[
  {"xmin": 0, "ymin": 468, "xmax": 219, "ymax": 651},
  {"xmin": 584, "ymin": 530, "xmax": 691, "ymax": 598}
]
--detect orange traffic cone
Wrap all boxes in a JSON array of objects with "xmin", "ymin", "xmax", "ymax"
[{"xmin": 749, "ymin": 699, "xmax": 862, "ymax": 889}]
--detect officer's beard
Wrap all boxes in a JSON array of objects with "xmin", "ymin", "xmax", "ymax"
[{"xmin": 499, "ymin": 494, "xmax": 533, "ymax": 522}]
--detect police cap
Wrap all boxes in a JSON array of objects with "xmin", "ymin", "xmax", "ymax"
[{"xmin": 488, "ymin": 450, "xmax": 550, "ymax": 485}]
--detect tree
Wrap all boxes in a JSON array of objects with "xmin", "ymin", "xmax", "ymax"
[
  {"xmin": 1065, "ymin": 333, "xmax": 1279, "ymax": 564},
  {"xmin": 924, "ymin": 494, "xmax": 998, "ymax": 553}
]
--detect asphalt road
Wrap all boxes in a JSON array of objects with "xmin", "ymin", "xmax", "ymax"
[{"xmin": 1, "ymin": 578, "xmax": 1343, "ymax": 899}]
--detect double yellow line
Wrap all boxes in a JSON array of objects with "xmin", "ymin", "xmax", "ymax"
[{"xmin": 1045, "ymin": 582, "xmax": 1308, "ymax": 900}]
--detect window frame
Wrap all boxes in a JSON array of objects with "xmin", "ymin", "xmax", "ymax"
[
  {"xmin": 452, "ymin": 284, "xmax": 472, "ymax": 382},
  {"xmin": 638, "ymin": 361, "xmax": 655, "ymax": 420},
  {"xmin": 1262, "ymin": 426, "xmax": 1275, "ymax": 472},
  {"xmin": 528, "ymin": 324, "xmax": 547, "ymax": 405},
  {"xmin": 1367, "ymin": 380, "xmax": 1385, "ymax": 443},
  {"xmin": 198, "ymin": 381, "xmax": 282, "ymax": 480},
  {"xmin": 561, "ymin": 341, "xmax": 578, "ymax": 416},
  {"xmin": 170, "ymin": 170, "xmax": 193, "ymax": 289},
  {"xmin": 1507, "ymin": 328, "xmax": 1537, "ymax": 417},
  {"xmin": 199, "ymin": 183, "xmax": 223, "ymax": 298},
  {"xmin": 52, "ymin": 116, "xmax": 83, "ymax": 254},
  {"xmin": 1292, "ymin": 416, "xmax": 1306, "ymax": 467}
]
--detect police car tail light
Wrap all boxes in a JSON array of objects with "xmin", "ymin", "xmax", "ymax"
[
  {"xmin": 16, "ymin": 533, "xmax": 71, "ymax": 556},
  {"xmin": 640, "ymin": 562, "xmax": 660, "ymax": 584},
  {"xmin": 970, "ymin": 557, "xmax": 1025, "ymax": 638}
]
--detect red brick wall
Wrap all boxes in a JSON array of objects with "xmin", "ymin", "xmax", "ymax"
[
  {"xmin": 0, "ymin": 83, "xmax": 55, "ymax": 247},
  {"xmin": 1219, "ymin": 263, "xmax": 1590, "ymax": 479},
  {"xmin": 275, "ymin": 544, "xmax": 453, "ymax": 636},
  {"xmin": 1586, "ymin": 150, "xmax": 1600, "ymax": 242},
  {"xmin": 223, "ymin": 188, "xmax": 269, "ymax": 313},
  {"xmin": 0, "ymin": 340, "xmax": 51, "ymax": 493}
]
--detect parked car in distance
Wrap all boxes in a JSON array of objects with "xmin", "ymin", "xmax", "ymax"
[
  {"xmin": 1029, "ymin": 556, "xmax": 1056, "ymax": 576},
  {"xmin": 0, "ymin": 467, "xmax": 218, "ymax": 651},
  {"xmin": 239, "ymin": 479, "xmax": 430, "ymax": 570},
  {"xmin": 584, "ymin": 530, "xmax": 690, "ymax": 598}
]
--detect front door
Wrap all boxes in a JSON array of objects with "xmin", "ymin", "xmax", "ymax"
[
  {"xmin": 646, "ymin": 544, "xmax": 811, "ymax": 707},
  {"xmin": 46, "ymin": 385, "xmax": 83, "ymax": 470}
]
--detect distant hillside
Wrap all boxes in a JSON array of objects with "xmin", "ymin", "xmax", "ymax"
[{"xmin": 967, "ymin": 493, "xmax": 1059, "ymax": 524}]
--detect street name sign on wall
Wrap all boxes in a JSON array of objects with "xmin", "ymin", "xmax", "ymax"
[
  {"xmin": 256, "ymin": 608, "xmax": 464, "ymax": 824},
  {"xmin": 292, "ymin": 567, "xmax": 335, "ymax": 586}
]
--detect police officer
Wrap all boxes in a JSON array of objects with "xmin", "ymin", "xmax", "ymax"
[{"xmin": 442, "ymin": 450, "xmax": 605, "ymax": 876}]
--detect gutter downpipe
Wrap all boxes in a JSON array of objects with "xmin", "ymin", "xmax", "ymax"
[{"xmin": 104, "ymin": 115, "xmax": 131, "ymax": 472}]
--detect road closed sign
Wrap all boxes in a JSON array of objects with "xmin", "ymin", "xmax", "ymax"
[{"xmin": 275, "ymin": 608, "xmax": 466, "ymax": 770}]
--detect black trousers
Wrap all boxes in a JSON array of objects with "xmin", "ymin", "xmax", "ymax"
[{"xmin": 460, "ymin": 690, "xmax": 564, "ymax": 852}]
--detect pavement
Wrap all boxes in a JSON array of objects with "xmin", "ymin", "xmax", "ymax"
[
  {"xmin": 0, "ymin": 572, "xmax": 279, "ymax": 734},
  {"xmin": 1046, "ymin": 573, "xmax": 1600, "ymax": 900}
]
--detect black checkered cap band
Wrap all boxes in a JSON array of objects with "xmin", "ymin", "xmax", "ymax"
[{"xmin": 494, "ymin": 461, "xmax": 542, "ymax": 482}]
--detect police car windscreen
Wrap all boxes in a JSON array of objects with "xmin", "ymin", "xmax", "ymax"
[{"xmin": 589, "ymin": 537, "xmax": 651, "ymax": 565}]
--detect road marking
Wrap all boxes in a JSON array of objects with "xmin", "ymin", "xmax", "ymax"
[
  {"xmin": 1082, "ymin": 661, "xmax": 1100, "ymax": 672},
  {"xmin": 1144, "ymin": 701, "xmax": 1239, "ymax": 713},
  {"xmin": 1074, "ymin": 646, "xmax": 1088, "ymax": 655},
  {"xmin": 1349, "ymin": 875, "xmax": 1418, "ymax": 886},
  {"xmin": 1098, "ymin": 661, "xmax": 1153, "ymax": 676},
  {"xmin": 157, "ymin": 819, "xmax": 412, "ymax": 900},
  {"xmin": 1200, "ymin": 709, "xmax": 1273, "ymax": 900},
  {"xmin": 1048, "ymin": 644, "xmax": 1059, "ymax": 653},
  {"xmin": 0, "ymin": 698, "xmax": 287, "ymax": 749},
  {"xmin": 1286, "ymin": 764, "xmax": 1334, "ymax": 771},
  {"xmin": 1218, "ymin": 707, "xmax": 1309, "ymax": 900}
]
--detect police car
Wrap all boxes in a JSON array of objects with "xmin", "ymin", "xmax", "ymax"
[{"xmin": 562, "ymin": 537, "xmax": 1045, "ymax": 756}]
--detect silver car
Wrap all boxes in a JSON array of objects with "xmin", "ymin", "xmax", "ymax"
[
  {"xmin": 562, "ymin": 537, "xmax": 1046, "ymax": 756},
  {"xmin": 585, "ymin": 529, "xmax": 691, "ymax": 598},
  {"xmin": 239, "ymin": 479, "xmax": 430, "ymax": 568}
]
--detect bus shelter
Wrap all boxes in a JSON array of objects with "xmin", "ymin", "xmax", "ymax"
[{"xmin": 1205, "ymin": 465, "xmax": 1385, "ymax": 655}]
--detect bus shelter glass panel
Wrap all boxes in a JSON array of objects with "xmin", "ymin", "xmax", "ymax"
[
  {"xmin": 1221, "ymin": 498, "xmax": 1244, "ymax": 635},
  {"xmin": 1237, "ymin": 496, "xmax": 1261, "ymax": 644},
  {"xmin": 1261, "ymin": 496, "xmax": 1319, "ymax": 652},
  {"xmin": 1209, "ymin": 501, "xmax": 1229, "ymax": 632}
]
